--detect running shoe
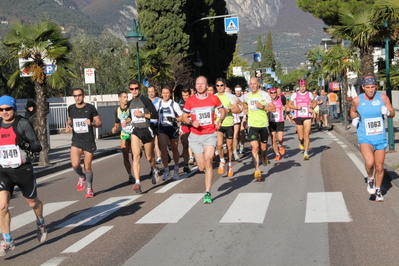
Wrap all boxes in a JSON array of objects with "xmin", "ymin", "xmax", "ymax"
[
  {"xmin": 203, "ymin": 192, "xmax": 212, "ymax": 204},
  {"xmin": 233, "ymin": 152, "xmax": 239, "ymax": 161},
  {"xmin": 85, "ymin": 188, "xmax": 94, "ymax": 198},
  {"xmin": 254, "ymin": 170, "xmax": 262, "ymax": 181},
  {"xmin": 183, "ymin": 165, "xmax": 191, "ymax": 173},
  {"xmin": 239, "ymin": 145, "xmax": 244, "ymax": 154},
  {"xmin": 128, "ymin": 174, "xmax": 134, "ymax": 184},
  {"xmin": 227, "ymin": 167, "xmax": 233, "ymax": 177},
  {"xmin": 367, "ymin": 178, "xmax": 376, "ymax": 194},
  {"xmin": 162, "ymin": 170, "xmax": 171, "ymax": 181},
  {"xmin": 217, "ymin": 162, "xmax": 225, "ymax": 174},
  {"xmin": 172, "ymin": 170, "xmax": 180, "ymax": 180},
  {"xmin": 37, "ymin": 225, "xmax": 48, "ymax": 243},
  {"xmin": 274, "ymin": 154, "xmax": 281, "ymax": 161},
  {"xmin": 133, "ymin": 183, "xmax": 142, "ymax": 193},
  {"xmin": 215, "ymin": 150, "xmax": 219, "ymax": 157},
  {"xmin": 299, "ymin": 143, "xmax": 304, "ymax": 150},
  {"xmin": 156, "ymin": 157, "xmax": 162, "ymax": 164},
  {"xmin": 188, "ymin": 157, "xmax": 194, "ymax": 165},
  {"xmin": 375, "ymin": 189, "xmax": 384, "ymax": 202},
  {"xmin": 152, "ymin": 168, "xmax": 160, "ymax": 184},
  {"xmin": 77, "ymin": 177, "xmax": 86, "ymax": 192},
  {"xmin": 303, "ymin": 154, "xmax": 310, "ymax": 160},
  {"xmin": 0, "ymin": 239, "xmax": 15, "ymax": 256},
  {"xmin": 262, "ymin": 156, "xmax": 268, "ymax": 166},
  {"xmin": 279, "ymin": 146, "xmax": 286, "ymax": 155}
]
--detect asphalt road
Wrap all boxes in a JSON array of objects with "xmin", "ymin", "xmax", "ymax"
[{"xmin": 2, "ymin": 123, "xmax": 399, "ymax": 266}]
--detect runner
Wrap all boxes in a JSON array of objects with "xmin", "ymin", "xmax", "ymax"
[
  {"xmin": 128, "ymin": 79, "xmax": 160, "ymax": 192},
  {"xmin": 182, "ymin": 76, "xmax": 226, "ymax": 204},
  {"xmin": 318, "ymin": 89, "xmax": 329, "ymax": 130},
  {"xmin": 268, "ymin": 87, "xmax": 287, "ymax": 161},
  {"xmin": 0, "ymin": 96, "xmax": 47, "ymax": 256},
  {"xmin": 232, "ymin": 85, "xmax": 245, "ymax": 158},
  {"xmin": 215, "ymin": 78, "xmax": 239, "ymax": 177},
  {"xmin": 155, "ymin": 85, "xmax": 183, "ymax": 181},
  {"xmin": 65, "ymin": 88, "xmax": 103, "ymax": 198},
  {"xmin": 350, "ymin": 76, "xmax": 395, "ymax": 202},
  {"xmin": 242, "ymin": 77, "xmax": 275, "ymax": 181},
  {"xmin": 147, "ymin": 86, "xmax": 162, "ymax": 164},
  {"xmin": 288, "ymin": 79, "xmax": 316, "ymax": 160},
  {"xmin": 111, "ymin": 91, "xmax": 134, "ymax": 183},
  {"xmin": 311, "ymin": 89, "xmax": 321, "ymax": 129},
  {"xmin": 178, "ymin": 87, "xmax": 193, "ymax": 173}
]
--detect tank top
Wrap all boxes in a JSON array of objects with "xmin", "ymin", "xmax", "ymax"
[
  {"xmin": 269, "ymin": 96, "xmax": 284, "ymax": 122},
  {"xmin": 357, "ymin": 92, "xmax": 386, "ymax": 142},
  {"xmin": 294, "ymin": 91, "xmax": 312, "ymax": 118}
]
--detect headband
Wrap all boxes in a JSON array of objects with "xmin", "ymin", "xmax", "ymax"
[{"xmin": 362, "ymin": 77, "xmax": 377, "ymax": 85}]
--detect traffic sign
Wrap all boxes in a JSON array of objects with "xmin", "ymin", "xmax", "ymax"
[
  {"xmin": 224, "ymin": 17, "xmax": 239, "ymax": 34},
  {"xmin": 84, "ymin": 68, "xmax": 95, "ymax": 84},
  {"xmin": 143, "ymin": 77, "xmax": 150, "ymax": 88},
  {"xmin": 253, "ymin": 53, "xmax": 261, "ymax": 62},
  {"xmin": 44, "ymin": 64, "xmax": 56, "ymax": 75}
]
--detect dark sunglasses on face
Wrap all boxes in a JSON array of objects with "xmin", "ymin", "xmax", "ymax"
[
  {"xmin": 216, "ymin": 84, "xmax": 225, "ymax": 87},
  {"xmin": 270, "ymin": 92, "xmax": 276, "ymax": 94},
  {"xmin": 0, "ymin": 107, "xmax": 13, "ymax": 112},
  {"xmin": 73, "ymin": 94, "xmax": 83, "ymax": 97},
  {"xmin": 130, "ymin": 87, "xmax": 140, "ymax": 91}
]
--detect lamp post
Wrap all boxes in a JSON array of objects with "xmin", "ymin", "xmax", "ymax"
[
  {"xmin": 193, "ymin": 50, "xmax": 203, "ymax": 77},
  {"xmin": 315, "ymin": 50, "xmax": 323, "ymax": 91},
  {"xmin": 125, "ymin": 19, "xmax": 147, "ymax": 83},
  {"xmin": 384, "ymin": 20, "xmax": 394, "ymax": 150}
]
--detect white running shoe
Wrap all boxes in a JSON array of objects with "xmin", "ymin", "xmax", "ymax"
[
  {"xmin": 152, "ymin": 168, "xmax": 160, "ymax": 184},
  {"xmin": 367, "ymin": 178, "xmax": 376, "ymax": 194},
  {"xmin": 375, "ymin": 189, "xmax": 384, "ymax": 202},
  {"xmin": 162, "ymin": 171, "xmax": 171, "ymax": 181},
  {"xmin": 172, "ymin": 170, "xmax": 180, "ymax": 180},
  {"xmin": 233, "ymin": 152, "xmax": 239, "ymax": 161},
  {"xmin": 188, "ymin": 157, "xmax": 194, "ymax": 165}
]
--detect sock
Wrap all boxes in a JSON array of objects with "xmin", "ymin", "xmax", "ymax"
[
  {"xmin": 368, "ymin": 176, "xmax": 375, "ymax": 180},
  {"xmin": 276, "ymin": 153, "xmax": 280, "ymax": 156},
  {"xmin": 164, "ymin": 168, "xmax": 170, "ymax": 173},
  {"xmin": 304, "ymin": 151, "xmax": 308, "ymax": 155},
  {"xmin": 3, "ymin": 232, "xmax": 12, "ymax": 242},
  {"xmin": 36, "ymin": 218, "xmax": 45, "ymax": 227},
  {"xmin": 174, "ymin": 165, "xmax": 179, "ymax": 170},
  {"xmin": 85, "ymin": 171, "xmax": 93, "ymax": 188},
  {"xmin": 73, "ymin": 166, "xmax": 85, "ymax": 179},
  {"xmin": 135, "ymin": 179, "xmax": 140, "ymax": 184},
  {"xmin": 220, "ymin": 158, "xmax": 225, "ymax": 163},
  {"xmin": 228, "ymin": 162, "xmax": 232, "ymax": 167},
  {"xmin": 300, "ymin": 139, "xmax": 304, "ymax": 145}
]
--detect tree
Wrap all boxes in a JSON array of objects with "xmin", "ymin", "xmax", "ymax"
[
  {"xmin": 227, "ymin": 44, "xmax": 248, "ymax": 80},
  {"xmin": 251, "ymin": 35, "xmax": 263, "ymax": 71},
  {"xmin": 297, "ymin": 0, "xmax": 375, "ymax": 26},
  {"xmin": 261, "ymin": 31, "xmax": 276, "ymax": 71},
  {"xmin": 2, "ymin": 20, "xmax": 75, "ymax": 166},
  {"xmin": 322, "ymin": 45, "xmax": 360, "ymax": 129}
]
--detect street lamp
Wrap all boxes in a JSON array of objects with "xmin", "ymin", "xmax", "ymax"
[
  {"xmin": 193, "ymin": 50, "xmax": 203, "ymax": 76},
  {"xmin": 125, "ymin": 19, "xmax": 147, "ymax": 83}
]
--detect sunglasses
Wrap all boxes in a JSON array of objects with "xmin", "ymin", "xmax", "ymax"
[
  {"xmin": 0, "ymin": 107, "xmax": 13, "ymax": 112},
  {"xmin": 73, "ymin": 94, "xmax": 83, "ymax": 97},
  {"xmin": 130, "ymin": 87, "xmax": 140, "ymax": 91},
  {"xmin": 216, "ymin": 84, "xmax": 225, "ymax": 87},
  {"xmin": 270, "ymin": 92, "xmax": 277, "ymax": 94}
]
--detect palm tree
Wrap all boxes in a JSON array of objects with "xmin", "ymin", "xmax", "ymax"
[
  {"xmin": 327, "ymin": 7, "xmax": 381, "ymax": 77},
  {"xmin": 322, "ymin": 45, "xmax": 360, "ymax": 129},
  {"xmin": 2, "ymin": 20, "xmax": 75, "ymax": 165}
]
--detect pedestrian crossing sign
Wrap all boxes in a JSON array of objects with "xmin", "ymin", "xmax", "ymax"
[{"xmin": 224, "ymin": 17, "xmax": 239, "ymax": 34}]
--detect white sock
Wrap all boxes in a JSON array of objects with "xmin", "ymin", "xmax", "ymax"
[{"xmin": 220, "ymin": 158, "xmax": 225, "ymax": 163}]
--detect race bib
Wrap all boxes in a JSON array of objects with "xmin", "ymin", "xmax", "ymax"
[
  {"xmin": 131, "ymin": 108, "xmax": 146, "ymax": 123},
  {"xmin": 271, "ymin": 112, "xmax": 280, "ymax": 122},
  {"xmin": 194, "ymin": 108, "xmax": 213, "ymax": 126},
  {"xmin": 298, "ymin": 107, "xmax": 308, "ymax": 117},
  {"xmin": 249, "ymin": 97, "xmax": 260, "ymax": 111},
  {"xmin": 121, "ymin": 120, "xmax": 133, "ymax": 134},
  {"xmin": 73, "ymin": 118, "xmax": 89, "ymax": 133},
  {"xmin": 365, "ymin": 117, "xmax": 383, "ymax": 136},
  {"xmin": 0, "ymin": 145, "xmax": 25, "ymax": 168},
  {"xmin": 161, "ymin": 113, "xmax": 174, "ymax": 126}
]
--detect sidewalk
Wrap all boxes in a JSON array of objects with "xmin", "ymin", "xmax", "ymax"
[
  {"xmin": 33, "ymin": 133, "xmax": 121, "ymax": 177},
  {"xmin": 331, "ymin": 118, "xmax": 399, "ymax": 187}
]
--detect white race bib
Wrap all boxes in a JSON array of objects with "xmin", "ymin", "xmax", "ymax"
[
  {"xmin": 194, "ymin": 107, "xmax": 213, "ymax": 126},
  {"xmin": 271, "ymin": 112, "xmax": 280, "ymax": 122},
  {"xmin": 131, "ymin": 108, "xmax": 146, "ymax": 123},
  {"xmin": 0, "ymin": 145, "xmax": 25, "ymax": 168},
  {"xmin": 249, "ymin": 97, "xmax": 260, "ymax": 111},
  {"xmin": 298, "ymin": 107, "xmax": 308, "ymax": 117},
  {"xmin": 73, "ymin": 118, "xmax": 89, "ymax": 133},
  {"xmin": 364, "ymin": 117, "xmax": 383, "ymax": 136}
]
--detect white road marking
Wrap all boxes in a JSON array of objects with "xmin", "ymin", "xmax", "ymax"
[
  {"xmin": 62, "ymin": 226, "xmax": 113, "ymax": 253},
  {"xmin": 220, "ymin": 193, "xmax": 272, "ymax": 223},
  {"xmin": 2, "ymin": 201, "xmax": 77, "ymax": 233},
  {"xmin": 55, "ymin": 196, "xmax": 140, "ymax": 228},
  {"xmin": 326, "ymin": 131, "xmax": 367, "ymax": 176},
  {"xmin": 155, "ymin": 180, "xmax": 184, "ymax": 193},
  {"xmin": 305, "ymin": 192, "xmax": 352, "ymax": 223},
  {"xmin": 40, "ymin": 257, "xmax": 67, "ymax": 266},
  {"xmin": 136, "ymin": 193, "xmax": 203, "ymax": 223}
]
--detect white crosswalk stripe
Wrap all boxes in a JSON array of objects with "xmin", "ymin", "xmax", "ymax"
[
  {"xmin": 62, "ymin": 226, "xmax": 114, "ymax": 253},
  {"xmin": 136, "ymin": 193, "xmax": 203, "ymax": 224},
  {"xmin": 305, "ymin": 192, "xmax": 352, "ymax": 223},
  {"xmin": 55, "ymin": 196, "xmax": 140, "ymax": 228},
  {"xmin": 220, "ymin": 193, "xmax": 272, "ymax": 223}
]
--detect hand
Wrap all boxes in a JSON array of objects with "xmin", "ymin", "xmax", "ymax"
[
  {"xmin": 351, "ymin": 117, "xmax": 359, "ymax": 127},
  {"xmin": 84, "ymin": 119, "xmax": 91, "ymax": 126},
  {"xmin": 18, "ymin": 141, "xmax": 30, "ymax": 151},
  {"xmin": 65, "ymin": 124, "xmax": 72, "ymax": 133},
  {"xmin": 111, "ymin": 127, "xmax": 118, "ymax": 134},
  {"xmin": 133, "ymin": 108, "xmax": 142, "ymax": 117},
  {"xmin": 255, "ymin": 101, "xmax": 263, "ymax": 109},
  {"xmin": 381, "ymin": 106, "xmax": 390, "ymax": 116}
]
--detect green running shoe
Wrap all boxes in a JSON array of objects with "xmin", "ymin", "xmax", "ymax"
[{"xmin": 204, "ymin": 192, "xmax": 212, "ymax": 204}]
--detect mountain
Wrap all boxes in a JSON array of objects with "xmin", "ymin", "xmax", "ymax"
[{"xmin": 0, "ymin": 0, "xmax": 328, "ymax": 70}]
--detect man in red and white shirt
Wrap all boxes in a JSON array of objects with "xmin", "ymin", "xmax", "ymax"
[{"xmin": 182, "ymin": 76, "xmax": 226, "ymax": 204}]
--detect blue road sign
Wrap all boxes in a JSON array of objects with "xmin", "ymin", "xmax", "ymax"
[
  {"xmin": 224, "ymin": 17, "xmax": 239, "ymax": 34},
  {"xmin": 266, "ymin": 68, "xmax": 272, "ymax": 74},
  {"xmin": 253, "ymin": 53, "xmax": 261, "ymax": 62},
  {"xmin": 143, "ymin": 77, "xmax": 150, "ymax": 88},
  {"xmin": 44, "ymin": 64, "xmax": 56, "ymax": 75}
]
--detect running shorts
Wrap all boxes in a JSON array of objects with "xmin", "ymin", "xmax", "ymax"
[
  {"xmin": 248, "ymin": 126, "xmax": 268, "ymax": 143},
  {"xmin": 0, "ymin": 164, "xmax": 37, "ymax": 199}
]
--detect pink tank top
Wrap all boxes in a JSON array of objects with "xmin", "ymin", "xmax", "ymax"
[
  {"xmin": 269, "ymin": 96, "xmax": 284, "ymax": 122},
  {"xmin": 294, "ymin": 92, "xmax": 311, "ymax": 118}
]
